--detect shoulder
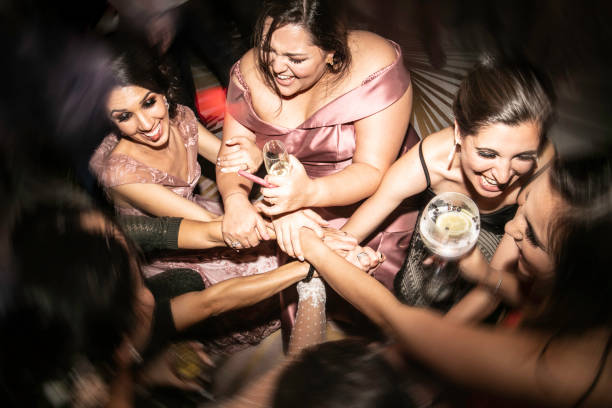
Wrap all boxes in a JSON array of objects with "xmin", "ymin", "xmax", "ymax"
[
  {"xmin": 347, "ymin": 31, "xmax": 399, "ymax": 80},
  {"xmin": 420, "ymin": 127, "xmax": 456, "ymax": 180},
  {"xmin": 234, "ymin": 49, "xmax": 260, "ymax": 92}
]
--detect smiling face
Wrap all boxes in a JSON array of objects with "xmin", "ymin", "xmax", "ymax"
[
  {"xmin": 459, "ymin": 121, "xmax": 540, "ymax": 198},
  {"xmin": 263, "ymin": 21, "xmax": 333, "ymax": 97},
  {"xmin": 107, "ymin": 85, "xmax": 169, "ymax": 147},
  {"xmin": 504, "ymin": 174, "xmax": 562, "ymax": 283}
]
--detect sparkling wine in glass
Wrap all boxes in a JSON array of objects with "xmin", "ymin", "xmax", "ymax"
[
  {"xmin": 263, "ymin": 140, "xmax": 291, "ymax": 176},
  {"xmin": 419, "ymin": 192, "xmax": 480, "ymax": 301}
]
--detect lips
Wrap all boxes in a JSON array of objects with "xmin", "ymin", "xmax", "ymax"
[
  {"xmin": 479, "ymin": 174, "xmax": 505, "ymax": 193},
  {"xmin": 275, "ymin": 73, "xmax": 295, "ymax": 87},
  {"xmin": 142, "ymin": 122, "xmax": 162, "ymax": 142}
]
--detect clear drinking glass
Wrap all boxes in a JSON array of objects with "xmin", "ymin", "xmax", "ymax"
[
  {"xmin": 419, "ymin": 192, "xmax": 480, "ymax": 302},
  {"xmin": 262, "ymin": 140, "xmax": 290, "ymax": 176}
]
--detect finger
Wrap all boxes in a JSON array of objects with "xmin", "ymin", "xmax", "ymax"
[
  {"xmin": 282, "ymin": 222, "xmax": 295, "ymax": 258},
  {"xmin": 219, "ymin": 159, "xmax": 248, "ymax": 170},
  {"xmin": 302, "ymin": 216, "xmax": 325, "ymax": 238},
  {"xmin": 275, "ymin": 222, "xmax": 286, "ymax": 254},
  {"xmin": 255, "ymin": 217, "xmax": 270, "ymax": 241},
  {"xmin": 423, "ymin": 255, "xmax": 435, "ymax": 266},
  {"xmin": 302, "ymin": 209, "xmax": 329, "ymax": 227},
  {"xmin": 219, "ymin": 166, "xmax": 241, "ymax": 173},
  {"xmin": 290, "ymin": 225, "xmax": 304, "ymax": 261},
  {"xmin": 225, "ymin": 136, "xmax": 249, "ymax": 146},
  {"xmin": 259, "ymin": 203, "xmax": 285, "ymax": 217}
]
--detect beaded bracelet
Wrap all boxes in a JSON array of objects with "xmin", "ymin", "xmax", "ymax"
[{"xmin": 303, "ymin": 264, "xmax": 315, "ymax": 282}]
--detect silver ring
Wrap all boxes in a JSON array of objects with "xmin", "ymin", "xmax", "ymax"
[
  {"xmin": 231, "ymin": 241, "xmax": 241, "ymax": 249},
  {"xmin": 356, "ymin": 252, "xmax": 368, "ymax": 261}
]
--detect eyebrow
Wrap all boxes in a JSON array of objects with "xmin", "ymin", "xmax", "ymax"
[
  {"xmin": 475, "ymin": 147, "xmax": 538, "ymax": 157},
  {"xmin": 110, "ymin": 91, "xmax": 154, "ymax": 115}
]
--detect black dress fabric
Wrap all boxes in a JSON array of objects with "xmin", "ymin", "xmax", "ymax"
[{"xmin": 394, "ymin": 141, "xmax": 517, "ymax": 312}]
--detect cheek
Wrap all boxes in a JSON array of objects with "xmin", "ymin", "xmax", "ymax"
[
  {"xmin": 461, "ymin": 152, "xmax": 490, "ymax": 174},
  {"xmin": 512, "ymin": 160, "xmax": 536, "ymax": 175},
  {"xmin": 115, "ymin": 121, "xmax": 137, "ymax": 137}
]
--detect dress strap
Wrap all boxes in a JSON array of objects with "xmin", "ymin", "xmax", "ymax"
[{"xmin": 418, "ymin": 141, "xmax": 432, "ymax": 189}]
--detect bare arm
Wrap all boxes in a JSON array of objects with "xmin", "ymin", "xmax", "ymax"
[
  {"xmin": 299, "ymin": 228, "xmax": 612, "ymax": 407},
  {"xmin": 215, "ymin": 110, "xmax": 269, "ymax": 248},
  {"xmin": 342, "ymin": 136, "xmax": 428, "ymax": 242},
  {"xmin": 262, "ymin": 84, "xmax": 413, "ymax": 216},
  {"xmin": 110, "ymin": 183, "xmax": 216, "ymax": 222},
  {"xmin": 170, "ymin": 261, "xmax": 310, "ymax": 330},
  {"xmin": 177, "ymin": 219, "xmax": 225, "ymax": 249}
]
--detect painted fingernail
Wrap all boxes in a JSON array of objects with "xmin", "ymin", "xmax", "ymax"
[{"xmin": 298, "ymin": 256, "xmax": 304, "ymax": 262}]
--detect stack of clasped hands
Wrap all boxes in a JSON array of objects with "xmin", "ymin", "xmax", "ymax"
[{"xmin": 218, "ymin": 139, "xmax": 384, "ymax": 272}]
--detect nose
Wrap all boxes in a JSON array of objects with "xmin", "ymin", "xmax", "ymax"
[
  {"xmin": 505, "ymin": 208, "xmax": 524, "ymax": 241},
  {"xmin": 492, "ymin": 159, "xmax": 513, "ymax": 185},
  {"xmin": 135, "ymin": 111, "xmax": 154, "ymax": 131},
  {"xmin": 270, "ymin": 56, "xmax": 287, "ymax": 73}
]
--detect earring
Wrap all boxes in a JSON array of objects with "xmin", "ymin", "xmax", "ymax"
[
  {"xmin": 164, "ymin": 98, "xmax": 169, "ymax": 110},
  {"xmin": 446, "ymin": 141, "xmax": 459, "ymax": 169}
]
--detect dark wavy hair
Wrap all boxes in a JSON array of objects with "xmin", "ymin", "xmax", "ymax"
[
  {"xmin": 273, "ymin": 339, "xmax": 416, "ymax": 408},
  {"xmin": 453, "ymin": 56, "xmax": 556, "ymax": 147},
  {"xmin": 106, "ymin": 34, "xmax": 182, "ymax": 119},
  {"xmin": 253, "ymin": 0, "xmax": 351, "ymax": 98},
  {"xmin": 0, "ymin": 183, "xmax": 139, "ymax": 405},
  {"xmin": 532, "ymin": 152, "xmax": 612, "ymax": 334}
]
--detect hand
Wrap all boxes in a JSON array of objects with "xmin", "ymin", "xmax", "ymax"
[
  {"xmin": 217, "ymin": 136, "xmax": 263, "ymax": 174},
  {"xmin": 345, "ymin": 245, "xmax": 384, "ymax": 273},
  {"xmin": 322, "ymin": 228, "xmax": 358, "ymax": 257},
  {"xmin": 222, "ymin": 193, "xmax": 270, "ymax": 249},
  {"xmin": 138, "ymin": 342, "xmax": 215, "ymax": 396},
  {"xmin": 259, "ymin": 155, "xmax": 316, "ymax": 216},
  {"xmin": 256, "ymin": 207, "xmax": 328, "ymax": 261}
]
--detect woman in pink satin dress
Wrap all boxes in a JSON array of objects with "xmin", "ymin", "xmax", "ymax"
[
  {"xmin": 216, "ymin": 0, "xmax": 418, "ymax": 291},
  {"xmin": 89, "ymin": 39, "xmax": 281, "ymax": 353},
  {"xmin": 215, "ymin": 0, "xmax": 418, "ymax": 339}
]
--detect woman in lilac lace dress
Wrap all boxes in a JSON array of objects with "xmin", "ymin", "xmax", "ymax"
[{"xmin": 89, "ymin": 40, "xmax": 280, "ymax": 352}]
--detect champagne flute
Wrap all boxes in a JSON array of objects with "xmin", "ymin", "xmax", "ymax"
[
  {"xmin": 263, "ymin": 140, "xmax": 291, "ymax": 176},
  {"xmin": 418, "ymin": 192, "xmax": 480, "ymax": 302}
]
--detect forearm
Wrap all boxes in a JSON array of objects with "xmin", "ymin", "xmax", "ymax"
[
  {"xmin": 341, "ymin": 189, "xmax": 404, "ymax": 242},
  {"xmin": 171, "ymin": 262, "xmax": 309, "ymax": 330},
  {"xmin": 459, "ymin": 245, "xmax": 523, "ymax": 306},
  {"xmin": 300, "ymin": 231, "xmax": 403, "ymax": 333},
  {"xmin": 118, "ymin": 215, "xmax": 182, "ymax": 252},
  {"xmin": 308, "ymin": 162, "xmax": 383, "ymax": 208},
  {"xmin": 216, "ymin": 169, "xmax": 252, "ymax": 202},
  {"xmin": 445, "ymin": 286, "xmax": 502, "ymax": 324},
  {"xmin": 177, "ymin": 219, "xmax": 225, "ymax": 249}
]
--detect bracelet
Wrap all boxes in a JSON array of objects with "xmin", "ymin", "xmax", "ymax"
[
  {"xmin": 303, "ymin": 264, "xmax": 315, "ymax": 282},
  {"xmin": 492, "ymin": 274, "xmax": 503, "ymax": 296}
]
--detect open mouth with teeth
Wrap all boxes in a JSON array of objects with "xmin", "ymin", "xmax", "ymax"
[
  {"xmin": 142, "ymin": 122, "xmax": 162, "ymax": 142},
  {"xmin": 479, "ymin": 174, "xmax": 507, "ymax": 192},
  {"xmin": 274, "ymin": 73, "xmax": 296, "ymax": 86}
]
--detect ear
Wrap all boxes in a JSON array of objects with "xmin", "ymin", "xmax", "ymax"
[
  {"xmin": 325, "ymin": 52, "xmax": 335, "ymax": 66},
  {"xmin": 453, "ymin": 120, "xmax": 462, "ymax": 145}
]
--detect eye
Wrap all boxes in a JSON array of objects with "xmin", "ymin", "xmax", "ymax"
[
  {"xmin": 477, "ymin": 150, "xmax": 496, "ymax": 159},
  {"xmin": 289, "ymin": 57, "xmax": 306, "ymax": 64},
  {"xmin": 524, "ymin": 223, "xmax": 541, "ymax": 249},
  {"xmin": 143, "ymin": 97, "xmax": 157, "ymax": 108},
  {"xmin": 115, "ymin": 112, "xmax": 132, "ymax": 123},
  {"xmin": 517, "ymin": 154, "xmax": 537, "ymax": 162}
]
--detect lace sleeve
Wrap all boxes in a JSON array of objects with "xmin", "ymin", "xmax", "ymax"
[{"xmin": 288, "ymin": 277, "xmax": 327, "ymax": 356}]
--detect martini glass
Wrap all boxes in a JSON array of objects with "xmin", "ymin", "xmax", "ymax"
[{"xmin": 419, "ymin": 192, "xmax": 480, "ymax": 302}]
